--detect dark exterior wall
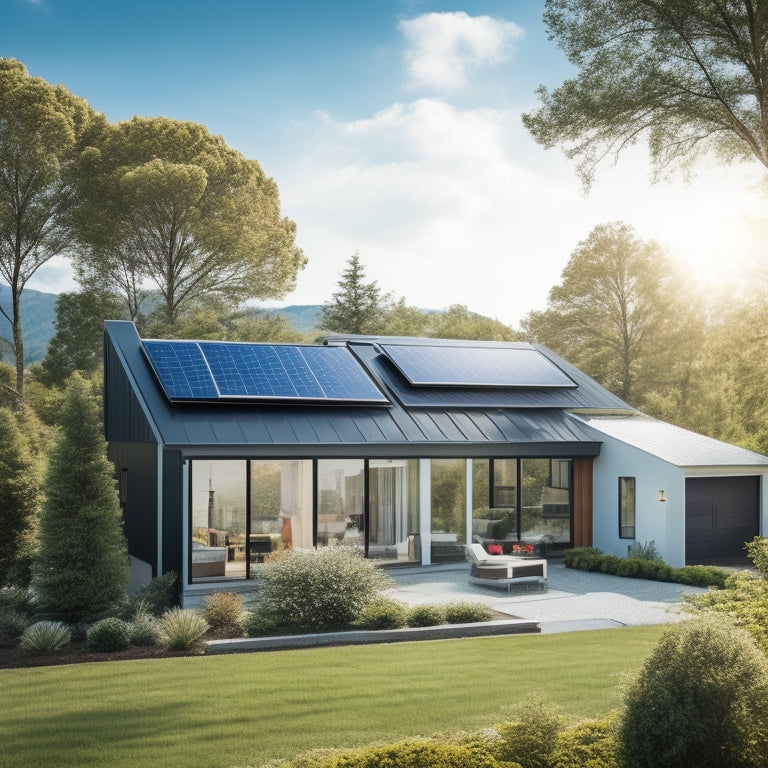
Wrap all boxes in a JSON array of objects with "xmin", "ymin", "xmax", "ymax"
[
  {"xmin": 162, "ymin": 450, "xmax": 184, "ymax": 579},
  {"xmin": 109, "ymin": 441, "xmax": 158, "ymax": 572},
  {"xmin": 572, "ymin": 457, "xmax": 594, "ymax": 548}
]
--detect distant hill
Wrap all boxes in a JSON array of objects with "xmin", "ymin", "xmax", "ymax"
[
  {"xmin": 259, "ymin": 304, "xmax": 322, "ymax": 332},
  {"xmin": 0, "ymin": 286, "xmax": 58, "ymax": 365}
]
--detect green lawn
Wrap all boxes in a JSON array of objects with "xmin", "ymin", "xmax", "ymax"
[{"xmin": 1, "ymin": 625, "xmax": 666, "ymax": 768}]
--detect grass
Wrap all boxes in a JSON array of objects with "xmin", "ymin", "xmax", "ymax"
[{"xmin": 1, "ymin": 625, "xmax": 666, "ymax": 768}]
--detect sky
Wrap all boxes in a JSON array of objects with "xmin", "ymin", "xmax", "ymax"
[{"xmin": 2, "ymin": 0, "xmax": 766, "ymax": 327}]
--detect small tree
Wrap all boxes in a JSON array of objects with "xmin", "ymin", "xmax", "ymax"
[
  {"xmin": 32, "ymin": 373, "xmax": 129, "ymax": 624},
  {"xmin": 319, "ymin": 251, "xmax": 391, "ymax": 335},
  {"xmin": 0, "ymin": 407, "xmax": 42, "ymax": 585},
  {"xmin": 620, "ymin": 617, "xmax": 768, "ymax": 768}
]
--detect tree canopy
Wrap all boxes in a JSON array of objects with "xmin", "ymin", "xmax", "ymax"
[
  {"xmin": 69, "ymin": 116, "xmax": 306, "ymax": 327},
  {"xmin": 0, "ymin": 58, "xmax": 104, "ymax": 401},
  {"xmin": 521, "ymin": 222, "xmax": 691, "ymax": 405},
  {"xmin": 523, "ymin": 0, "xmax": 768, "ymax": 186}
]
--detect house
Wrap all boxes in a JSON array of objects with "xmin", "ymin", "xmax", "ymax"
[{"xmin": 103, "ymin": 320, "xmax": 768, "ymax": 602}]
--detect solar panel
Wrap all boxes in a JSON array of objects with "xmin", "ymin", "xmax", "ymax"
[
  {"xmin": 379, "ymin": 343, "xmax": 577, "ymax": 388},
  {"xmin": 142, "ymin": 339, "xmax": 389, "ymax": 404},
  {"xmin": 142, "ymin": 340, "xmax": 219, "ymax": 400}
]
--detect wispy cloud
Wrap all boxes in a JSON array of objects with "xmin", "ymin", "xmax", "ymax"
[{"xmin": 399, "ymin": 11, "xmax": 523, "ymax": 93}]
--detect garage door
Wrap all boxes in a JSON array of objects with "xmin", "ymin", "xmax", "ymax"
[{"xmin": 686, "ymin": 476, "xmax": 759, "ymax": 562}]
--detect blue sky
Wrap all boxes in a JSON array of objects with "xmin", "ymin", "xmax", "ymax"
[{"xmin": 2, "ymin": 0, "xmax": 763, "ymax": 326}]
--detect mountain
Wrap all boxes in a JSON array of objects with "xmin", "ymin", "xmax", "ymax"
[
  {"xmin": 259, "ymin": 304, "xmax": 322, "ymax": 331},
  {"xmin": 0, "ymin": 286, "xmax": 58, "ymax": 365}
]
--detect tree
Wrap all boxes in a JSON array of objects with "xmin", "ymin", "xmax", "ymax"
[
  {"xmin": 32, "ymin": 374, "xmax": 129, "ymax": 624},
  {"xmin": 319, "ymin": 251, "xmax": 392, "ymax": 334},
  {"xmin": 0, "ymin": 58, "xmax": 104, "ymax": 402},
  {"xmin": 70, "ymin": 116, "xmax": 306, "ymax": 327},
  {"xmin": 0, "ymin": 407, "xmax": 42, "ymax": 586},
  {"xmin": 521, "ymin": 222, "xmax": 690, "ymax": 405},
  {"xmin": 523, "ymin": 1, "xmax": 768, "ymax": 187},
  {"xmin": 428, "ymin": 304, "xmax": 518, "ymax": 341}
]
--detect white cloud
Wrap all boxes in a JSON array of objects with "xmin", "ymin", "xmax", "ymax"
[{"xmin": 399, "ymin": 12, "xmax": 523, "ymax": 92}]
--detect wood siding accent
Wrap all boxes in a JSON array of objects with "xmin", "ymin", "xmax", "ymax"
[{"xmin": 572, "ymin": 457, "xmax": 593, "ymax": 548}]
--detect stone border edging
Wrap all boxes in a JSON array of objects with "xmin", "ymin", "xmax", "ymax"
[{"xmin": 205, "ymin": 618, "xmax": 540, "ymax": 654}]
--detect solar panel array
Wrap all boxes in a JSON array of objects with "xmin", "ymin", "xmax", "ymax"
[
  {"xmin": 379, "ymin": 343, "xmax": 577, "ymax": 389},
  {"xmin": 142, "ymin": 340, "xmax": 389, "ymax": 404}
]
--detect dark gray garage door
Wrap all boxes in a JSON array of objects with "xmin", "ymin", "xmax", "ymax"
[{"xmin": 686, "ymin": 476, "xmax": 759, "ymax": 562}]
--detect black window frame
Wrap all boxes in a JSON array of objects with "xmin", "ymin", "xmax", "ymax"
[{"xmin": 619, "ymin": 476, "xmax": 636, "ymax": 539}]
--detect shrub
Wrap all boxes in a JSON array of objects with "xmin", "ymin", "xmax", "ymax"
[
  {"xmin": 351, "ymin": 597, "xmax": 409, "ymax": 630},
  {"xmin": 0, "ymin": 609, "xmax": 30, "ymax": 648},
  {"xmin": 128, "ymin": 611, "xmax": 160, "ymax": 646},
  {"xmin": 491, "ymin": 702, "xmax": 563, "ymax": 768},
  {"xmin": 124, "ymin": 571, "xmax": 178, "ymax": 618},
  {"xmin": 201, "ymin": 591, "xmax": 244, "ymax": 637},
  {"xmin": 599, "ymin": 555, "xmax": 620, "ymax": 575},
  {"xmin": 242, "ymin": 608, "xmax": 281, "ymax": 637},
  {"xmin": 626, "ymin": 540, "xmax": 661, "ymax": 560},
  {"xmin": 745, "ymin": 535, "xmax": 768, "ymax": 576},
  {"xmin": 0, "ymin": 586, "xmax": 34, "ymax": 616},
  {"xmin": 87, "ymin": 617, "xmax": 131, "ymax": 652},
  {"xmin": 406, "ymin": 604, "xmax": 445, "ymax": 627},
  {"xmin": 550, "ymin": 715, "xmax": 621, "ymax": 768},
  {"xmin": 277, "ymin": 739, "xmax": 505, "ymax": 767},
  {"xmin": 261, "ymin": 547, "xmax": 393, "ymax": 633},
  {"xmin": 443, "ymin": 601, "xmax": 493, "ymax": 624},
  {"xmin": 564, "ymin": 547, "xmax": 604, "ymax": 572},
  {"xmin": 158, "ymin": 607, "xmax": 209, "ymax": 651},
  {"xmin": 620, "ymin": 617, "xmax": 768, "ymax": 768},
  {"xmin": 673, "ymin": 564, "xmax": 729, "ymax": 588},
  {"xmin": 19, "ymin": 620, "xmax": 71, "ymax": 654},
  {"xmin": 616, "ymin": 557, "xmax": 672, "ymax": 582}
]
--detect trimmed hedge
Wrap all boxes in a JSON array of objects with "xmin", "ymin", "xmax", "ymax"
[{"xmin": 564, "ymin": 547, "xmax": 729, "ymax": 588}]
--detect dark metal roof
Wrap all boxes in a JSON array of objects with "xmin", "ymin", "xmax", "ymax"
[{"xmin": 104, "ymin": 322, "xmax": 612, "ymax": 458}]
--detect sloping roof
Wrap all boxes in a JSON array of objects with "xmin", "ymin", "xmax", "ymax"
[
  {"xmin": 104, "ymin": 322, "xmax": 611, "ymax": 457},
  {"xmin": 571, "ymin": 412, "xmax": 768, "ymax": 469}
]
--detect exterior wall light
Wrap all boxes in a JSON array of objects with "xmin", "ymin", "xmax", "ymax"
[{"xmin": 657, "ymin": 490, "xmax": 667, "ymax": 503}]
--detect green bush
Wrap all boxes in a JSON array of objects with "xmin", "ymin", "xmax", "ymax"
[
  {"xmin": 745, "ymin": 536, "xmax": 768, "ymax": 576},
  {"xmin": 491, "ymin": 702, "xmax": 563, "ymax": 768},
  {"xmin": 0, "ymin": 586, "xmax": 34, "ymax": 615},
  {"xmin": 674, "ymin": 564, "xmax": 729, "ymax": 588},
  {"xmin": 87, "ymin": 617, "xmax": 131, "ymax": 652},
  {"xmin": 243, "ymin": 608, "xmax": 281, "ymax": 637},
  {"xmin": 443, "ymin": 601, "xmax": 493, "ymax": 624},
  {"xmin": 124, "ymin": 571, "xmax": 178, "ymax": 618},
  {"xmin": 351, "ymin": 597, "xmax": 409, "ymax": 630},
  {"xmin": 158, "ymin": 607, "xmax": 209, "ymax": 651},
  {"xmin": 128, "ymin": 611, "xmax": 160, "ymax": 646},
  {"xmin": 599, "ymin": 555, "xmax": 620, "ymax": 575},
  {"xmin": 616, "ymin": 557, "xmax": 672, "ymax": 582},
  {"xmin": 201, "ymin": 591, "xmax": 244, "ymax": 637},
  {"xmin": 261, "ymin": 547, "xmax": 393, "ymax": 633},
  {"xmin": 277, "ymin": 739, "xmax": 505, "ymax": 767},
  {"xmin": 620, "ymin": 617, "xmax": 768, "ymax": 768},
  {"xmin": 0, "ymin": 608, "xmax": 30, "ymax": 648},
  {"xmin": 19, "ymin": 620, "xmax": 71, "ymax": 654},
  {"xmin": 550, "ymin": 716, "xmax": 621, "ymax": 768},
  {"xmin": 406, "ymin": 604, "xmax": 445, "ymax": 627},
  {"xmin": 564, "ymin": 547, "xmax": 604, "ymax": 572}
]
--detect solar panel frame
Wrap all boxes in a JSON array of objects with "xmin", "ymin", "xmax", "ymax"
[
  {"xmin": 379, "ymin": 343, "xmax": 577, "ymax": 389},
  {"xmin": 142, "ymin": 340, "xmax": 219, "ymax": 400}
]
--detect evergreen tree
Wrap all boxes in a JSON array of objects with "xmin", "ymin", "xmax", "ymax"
[
  {"xmin": 319, "ymin": 252, "xmax": 391, "ymax": 334},
  {"xmin": 0, "ymin": 407, "xmax": 41, "ymax": 585},
  {"xmin": 32, "ymin": 374, "xmax": 128, "ymax": 624}
]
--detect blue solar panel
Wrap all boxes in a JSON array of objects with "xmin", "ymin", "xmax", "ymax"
[
  {"xmin": 142, "ymin": 340, "xmax": 219, "ymax": 400},
  {"xmin": 380, "ymin": 343, "xmax": 577, "ymax": 388},
  {"xmin": 142, "ymin": 339, "xmax": 388, "ymax": 404}
]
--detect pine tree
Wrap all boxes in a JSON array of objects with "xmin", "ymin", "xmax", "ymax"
[
  {"xmin": 0, "ymin": 407, "xmax": 41, "ymax": 585},
  {"xmin": 32, "ymin": 374, "xmax": 129, "ymax": 624},
  {"xmin": 319, "ymin": 251, "xmax": 390, "ymax": 334}
]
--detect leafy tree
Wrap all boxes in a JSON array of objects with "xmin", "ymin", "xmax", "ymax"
[
  {"xmin": 70, "ymin": 116, "xmax": 306, "ymax": 327},
  {"xmin": 0, "ymin": 58, "xmax": 105, "ymax": 402},
  {"xmin": 428, "ymin": 304, "xmax": 518, "ymax": 341},
  {"xmin": 523, "ymin": 1, "xmax": 768, "ymax": 187},
  {"xmin": 0, "ymin": 407, "xmax": 42, "ymax": 585},
  {"xmin": 319, "ymin": 251, "xmax": 392, "ymax": 334},
  {"xmin": 34, "ymin": 289, "xmax": 125, "ymax": 388},
  {"xmin": 32, "ymin": 373, "xmax": 129, "ymax": 624},
  {"xmin": 521, "ymin": 222, "xmax": 693, "ymax": 406}
]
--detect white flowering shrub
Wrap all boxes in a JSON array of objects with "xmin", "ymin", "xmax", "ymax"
[{"xmin": 261, "ymin": 546, "xmax": 394, "ymax": 633}]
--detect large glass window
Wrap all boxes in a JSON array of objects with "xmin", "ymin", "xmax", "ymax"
[
  {"xmin": 190, "ymin": 460, "xmax": 247, "ymax": 581},
  {"xmin": 317, "ymin": 459, "xmax": 365, "ymax": 549},
  {"xmin": 368, "ymin": 459, "xmax": 420, "ymax": 563},
  {"xmin": 430, "ymin": 458, "xmax": 466, "ymax": 562},
  {"xmin": 520, "ymin": 458, "xmax": 572, "ymax": 547},
  {"xmin": 619, "ymin": 477, "xmax": 636, "ymax": 539}
]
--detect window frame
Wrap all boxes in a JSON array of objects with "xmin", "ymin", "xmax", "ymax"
[{"xmin": 618, "ymin": 476, "xmax": 636, "ymax": 539}]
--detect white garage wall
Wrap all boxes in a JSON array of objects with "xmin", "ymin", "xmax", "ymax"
[{"xmin": 592, "ymin": 434, "xmax": 686, "ymax": 567}]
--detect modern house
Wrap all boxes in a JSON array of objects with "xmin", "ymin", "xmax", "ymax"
[{"xmin": 103, "ymin": 320, "xmax": 768, "ymax": 602}]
